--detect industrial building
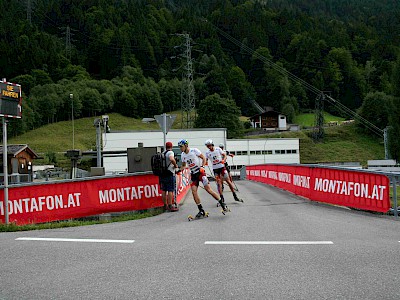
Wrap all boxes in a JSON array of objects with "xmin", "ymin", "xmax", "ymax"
[{"xmin": 102, "ymin": 129, "xmax": 300, "ymax": 175}]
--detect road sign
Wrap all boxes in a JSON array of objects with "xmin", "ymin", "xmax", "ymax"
[
  {"xmin": 154, "ymin": 113, "xmax": 176, "ymax": 134},
  {"xmin": 0, "ymin": 81, "xmax": 22, "ymax": 118}
]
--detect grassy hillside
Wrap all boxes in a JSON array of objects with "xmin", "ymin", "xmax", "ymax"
[
  {"xmin": 249, "ymin": 125, "xmax": 384, "ymax": 166},
  {"xmin": 7, "ymin": 112, "xmax": 384, "ymax": 167},
  {"xmin": 293, "ymin": 112, "xmax": 345, "ymax": 127}
]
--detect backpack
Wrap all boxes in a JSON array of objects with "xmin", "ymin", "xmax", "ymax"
[{"xmin": 151, "ymin": 150, "xmax": 171, "ymax": 176}]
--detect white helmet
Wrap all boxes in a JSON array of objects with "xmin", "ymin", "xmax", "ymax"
[
  {"xmin": 204, "ymin": 139, "xmax": 214, "ymax": 146},
  {"xmin": 219, "ymin": 143, "xmax": 224, "ymax": 148}
]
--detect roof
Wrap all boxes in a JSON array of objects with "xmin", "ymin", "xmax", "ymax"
[
  {"xmin": 0, "ymin": 144, "xmax": 39, "ymax": 158},
  {"xmin": 249, "ymin": 110, "xmax": 285, "ymax": 119}
]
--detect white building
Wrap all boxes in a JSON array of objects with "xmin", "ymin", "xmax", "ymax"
[
  {"xmin": 224, "ymin": 138, "xmax": 300, "ymax": 175},
  {"xmin": 102, "ymin": 129, "xmax": 300, "ymax": 175}
]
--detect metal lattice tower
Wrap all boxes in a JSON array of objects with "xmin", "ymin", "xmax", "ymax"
[
  {"xmin": 178, "ymin": 33, "xmax": 196, "ymax": 129},
  {"xmin": 65, "ymin": 25, "xmax": 72, "ymax": 61},
  {"xmin": 313, "ymin": 93, "xmax": 325, "ymax": 142},
  {"xmin": 26, "ymin": 0, "xmax": 32, "ymax": 24}
]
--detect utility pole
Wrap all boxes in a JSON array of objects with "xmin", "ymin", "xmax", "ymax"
[
  {"xmin": 176, "ymin": 33, "xmax": 196, "ymax": 129},
  {"xmin": 2, "ymin": 118, "xmax": 9, "ymax": 224},
  {"xmin": 384, "ymin": 127, "xmax": 391, "ymax": 159},
  {"xmin": 70, "ymin": 93, "xmax": 74, "ymax": 149}
]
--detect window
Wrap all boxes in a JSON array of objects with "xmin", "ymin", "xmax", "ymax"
[
  {"xmin": 262, "ymin": 150, "xmax": 272, "ymax": 155},
  {"xmin": 250, "ymin": 150, "xmax": 262, "ymax": 155},
  {"xmin": 275, "ymin": 150, "xmax": 286, "ymax": 154}
]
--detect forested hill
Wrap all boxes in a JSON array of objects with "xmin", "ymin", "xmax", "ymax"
[{"xmin": 1, "ymin": 1, "xmax": 400, "ymax": 155}]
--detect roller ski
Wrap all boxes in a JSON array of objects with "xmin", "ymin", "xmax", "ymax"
[
  {"xmin": 233, "ymin": 192, "xmax": 244, "ymax": 203},
  {"xmin": 188, "ymin": 210, "xmax": 209, "ymax": 221},
  {"xmin": 219, "ymin": 200, "xmax": 230, "ymax": 215}
]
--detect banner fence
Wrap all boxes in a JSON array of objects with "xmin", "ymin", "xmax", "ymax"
[
  {"xmin": 0, "ymin": 170, "xmax": 191, "ymax": 225},
  {"xmin": 246, "ymin": 164, "xmax": 390, "ymax": 213}
]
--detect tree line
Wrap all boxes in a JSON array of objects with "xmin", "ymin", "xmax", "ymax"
[{"xmin": 1, "ymin": 0, "xmax": 400, "ymax": 157}]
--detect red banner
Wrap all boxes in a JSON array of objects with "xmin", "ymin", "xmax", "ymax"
[
  {"xmin": 0, "ymin": 171, "xmax": 191, "ymax": 225},
  {"xmin": 246, "ymin": 165, "xmax": 390, "ymax": 213}
]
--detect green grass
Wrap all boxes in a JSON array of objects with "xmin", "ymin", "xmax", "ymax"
[
  {"xmin": 9, "ymin": 113, "xmax": 160, "ymax": 153},
  {"xmin": 9, "ymin": 111, "xmax": 193, "ymax": 154},
  {"xmin": 293, "ymin": 112, "xmax": 345, "ymax": 127},
  {"xmin": 247, "ymin": 124, "xmax": 384, "ymax": 166},
  {"xmin": 0, "ymin": 209, "xmax": 164, "ymax": 232}
]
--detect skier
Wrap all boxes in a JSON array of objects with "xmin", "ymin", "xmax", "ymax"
[
  {"xmin": 178, "ymin": 139, "xmax": 228, "ymax": 219},
  {"xmin": 219, "ymin": 143, "xmax": 234, "ymax": 183},
  {"xmin": 204, "ymin": 139, "xmax": 241, "ymax": 203}
]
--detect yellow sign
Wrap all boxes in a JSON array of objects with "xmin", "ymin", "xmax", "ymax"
[{"xmin": 0, "ymin": 82, "xmax": 21, "ymax": 101}]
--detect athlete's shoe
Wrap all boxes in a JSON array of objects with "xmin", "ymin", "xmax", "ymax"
[
  {"xmin": 195, "ymin": 210, "xmax": 206, "ymax": 218},
  {"xmin": 220, "ymin": 201, "xmax": 228, "ymax": 212},
  {"xmin": 233, "ymin": 192, "xmax": 242, "ymax": 202},
  {"xmin": 170, "ymin": 204, "xmax": 179, "ymax": 212}
]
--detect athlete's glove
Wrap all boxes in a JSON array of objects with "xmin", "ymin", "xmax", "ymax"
[{"xmin": 199, "ymin": 166, "xmax": 205, "ymax": 174}]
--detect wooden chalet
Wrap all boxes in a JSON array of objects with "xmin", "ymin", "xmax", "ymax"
[
  {"xmin": 0, "ymin": 144, "xmax": 39, "ymax": 183},
  {"xmin": 249, "ymin": 107, "xmax": 287, "ymax": 131}
]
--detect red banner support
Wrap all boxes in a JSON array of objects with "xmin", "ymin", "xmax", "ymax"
[{"xmin": 246, "ymin": 164, "xmax": 390, "ymax": 213}]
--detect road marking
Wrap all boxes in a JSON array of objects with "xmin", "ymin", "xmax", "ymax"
[
  {"xmin": 205, "ymin": 241, "xmax": 333, "ymax": 245},
  {"xmin": 16, "ymin": 237, "xmax": 135, "ymax": 244}
]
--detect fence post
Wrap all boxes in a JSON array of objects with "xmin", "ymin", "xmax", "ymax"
[{"xmin": 392, "ymin": 175, "xmax": 398, "ymax": 218}]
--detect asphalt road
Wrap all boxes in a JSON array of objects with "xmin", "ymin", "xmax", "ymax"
[{"xmin": 0, "ymin": 180, "xmax": 399, "ymax": 300}]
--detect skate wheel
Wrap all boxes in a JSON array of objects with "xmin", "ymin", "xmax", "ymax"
[
  {"xmin": 188, "ymin": 215, "xmax": 193, "ymax": 221},
  {"xmin": 205, "ymin": 212, "xmax": 209, "ymax": 217},
  {"xmin": 221, "ymin": 210, "xmax": 225, "ymax": 215}
]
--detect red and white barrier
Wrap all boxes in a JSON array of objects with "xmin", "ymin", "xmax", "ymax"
[
  {"xmin": 246, "ymin": 165, "xmax": 390, "ymax": 213},
  {"xmin": 0, "ymin": 170, "xmax": 191, "ymax": 225}
]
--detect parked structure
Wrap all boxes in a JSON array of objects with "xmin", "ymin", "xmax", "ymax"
[
  {"xmin": 248, "ymin": 107, "xmax": 287, "ymax": 131},
  {"xmin": 0, "ymin": 144, "xmax": 39, "ymax": 183},
  {"xmin": 367, "ymin": 160, "xmax": 400, "ymax": 172}
]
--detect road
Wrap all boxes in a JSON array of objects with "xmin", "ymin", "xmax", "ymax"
[{"xmin": 0, "ymin": 180, "xmax": 399, "ymax": 299}]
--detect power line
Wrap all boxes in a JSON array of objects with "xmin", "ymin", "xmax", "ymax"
[{"xmin": 204, "ymin": 18, "xmax": 384, "ymax": 138}]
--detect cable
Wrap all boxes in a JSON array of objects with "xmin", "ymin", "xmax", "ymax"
[{"xmin": 203, "ymin": 17, "xmax": 384, "ymax": 138}]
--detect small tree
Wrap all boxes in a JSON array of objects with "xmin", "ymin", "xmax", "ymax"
[
  {"xmin": 194, "ymin": 93, "xmax": 243, "ymax": 138},
  {"xmin": 357, "ymin": 91, "xmax": 393, "ymax": 130}
]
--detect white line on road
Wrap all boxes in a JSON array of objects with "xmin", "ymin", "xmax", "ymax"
[
  {"xmin": 205, "ymin": 241, "xmax": 334, "ymax": 245},
  {"xmin": 16, "ymin": 237, "xmax": 135, "ymax": 244}
]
